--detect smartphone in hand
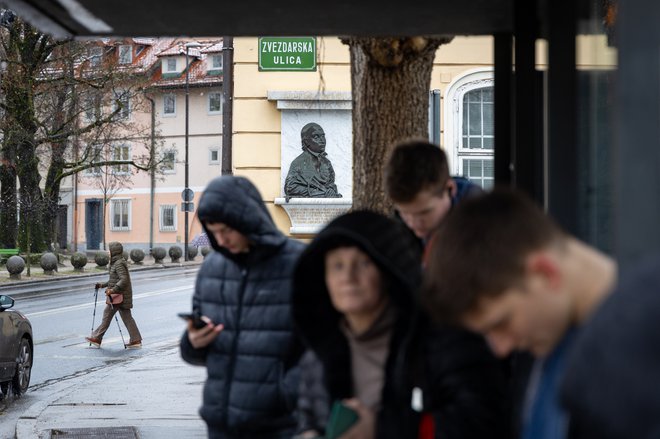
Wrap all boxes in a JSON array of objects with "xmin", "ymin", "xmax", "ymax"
[
  {"xmin": 325, "ymin": 400, "xmax": 359, "ymax": 439},
  {"xmin": 177, "ymin": 312, "xmax": 209, "ymax": 330}
]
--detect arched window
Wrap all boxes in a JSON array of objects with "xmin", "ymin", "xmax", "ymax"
[{"xmin": 444, "ymin": 69, "xmax": 494, "ymax": 189}]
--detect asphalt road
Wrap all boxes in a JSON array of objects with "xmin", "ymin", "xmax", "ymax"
[{"xmin": 0, "ymin": 266, "xmax": 199, "ymax": 437}]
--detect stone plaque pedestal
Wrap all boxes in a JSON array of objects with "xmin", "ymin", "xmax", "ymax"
[{"xmin": 275, "ymin": 198, "xmax": 352, "ymax": 235}]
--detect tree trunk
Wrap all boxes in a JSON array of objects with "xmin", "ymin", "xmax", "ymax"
[
  {"xmin": 345, "ymin": 37, "xmax": 453, "ymax": 212},
  {"xmin": 0, "ymin": 153, "xmax": 18, "ymax": 248}
]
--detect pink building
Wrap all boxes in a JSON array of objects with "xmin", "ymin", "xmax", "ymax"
[{"xmin": 70, "ymin": 38, "xmax": 223, "ymax": 254}]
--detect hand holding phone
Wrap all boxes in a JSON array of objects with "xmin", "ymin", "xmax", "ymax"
[
  {"xmin": 178, "ymin": 312, "xmax": 209, "ymax": 330},
  {"xmin": 180, "ymin": 312, "xmax": 224, "ymax": 349}
]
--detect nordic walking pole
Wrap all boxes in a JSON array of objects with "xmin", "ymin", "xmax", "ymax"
[
  {"xmin": 111, "ymin": 302, "xmax": 127, "ymax": 349},
  {"xmin": 90, "ymin": 287, "xmax": 99, "ymax": 346}
]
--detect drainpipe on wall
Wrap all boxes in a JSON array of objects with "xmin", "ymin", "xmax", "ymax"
[
  {"xmin": 222, "ymin": 36, "xmax": 233, "ymax": 175},
  {"xmin": 145, "ymin": 93, "xmax": 156, "ymax": 251}
]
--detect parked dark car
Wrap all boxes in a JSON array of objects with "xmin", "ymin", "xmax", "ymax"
[{"xmin": 0, "ymin": 294, "xmax": 33, "ymax": 397}]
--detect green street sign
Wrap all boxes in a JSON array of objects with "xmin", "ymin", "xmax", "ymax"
[{"xmin": 259, "ymin": 37, "xmax": 316, "ymax": 71}]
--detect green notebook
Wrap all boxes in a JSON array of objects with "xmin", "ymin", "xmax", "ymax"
[{"xmin": 324, "ymin": 401, "xmax": 360, "ymax": 439}]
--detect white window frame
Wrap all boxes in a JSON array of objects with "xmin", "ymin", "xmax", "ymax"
[
  {"xmin": 444, "ymin": 69, "xmax": 495, "ymax": 180},
  {"xmin": 110, "ymin": 198, "xmax": 131, "ymax": 231},
  {"xmin": 89, "ymin": 46, "xmax": 103, "ymax": 67},
  {"xmin": 159, "ymin": 204, "xmax": 177, "ymax": 232},
  {"xmin": 208, "ymin": 147, "xmax": 220, "ymax": 164},
  {"xmin": 118, "ymin": 45, "xmax": 132, "ymax": 64},
  {"xmin": 458, "ymin": 156, "xmax": 495, "ymax": 190},
  {"xmin": 162, "ymin": 57, "xmax": 177, "ymax": 73},
  {"xmin": 163, "ymin": 94, "xmax": 176, "ymax": 116},
  {"xmin": 83, "ymin": 93, "xmax": 102, "ymax": 122},
  {"xmin": 162, "ymin": 149, "xmax": 176, "ymax": 174},
  {"xmin": 84, "ymin": 145, "xmax": 103, "ymax": 176},
  {"xmin": 208, "ymin": 55, "xmax": 222, "ymax": 71},
  {"xmin": 208, "ymin": 92, "xmax": 223, "ymax": 114},
  {"xmin": 113, "ymin": 91, "xmax": 131, "ymax": 121},
  {"xmin": 113, "ymin": 144, "xmax": 131, "ymax": 175}
]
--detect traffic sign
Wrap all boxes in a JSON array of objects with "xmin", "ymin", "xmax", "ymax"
[
  {"xmin": 181, "ymin": 188, "xmax": 194, "ymax": 202},
  {"xmin": 181, "ymin": 202, "xmax": 195, "ymax": 212}
]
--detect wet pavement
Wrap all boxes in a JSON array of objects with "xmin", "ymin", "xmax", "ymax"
[{"xmin": 14, "ymin": 343, "xmax": 207, "ymax": 438}]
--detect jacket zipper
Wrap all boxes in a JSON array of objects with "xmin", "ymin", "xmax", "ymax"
[{"xmin": 221, "ymin": 267, "xmax": 249, "ymax": 429}]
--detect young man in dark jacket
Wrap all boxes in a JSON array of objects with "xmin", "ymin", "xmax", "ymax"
[
  {"xmin": 179, "ymin": 176, "xmax": 305, "ymax": 439},
  {"xmin": 384, "ymin": 139, "xmax": 482, "ymax": 255}
]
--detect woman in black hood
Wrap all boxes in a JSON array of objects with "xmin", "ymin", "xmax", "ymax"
[{"xmin": 292, "ymin": 210, "xmax": 509, "ymax": 439}]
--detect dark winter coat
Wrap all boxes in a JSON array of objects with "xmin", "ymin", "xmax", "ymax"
[
  {"xmin": 561, "ymin": 253, "xmax": 660, "ymax": 439},
  {"xmin": 179, "ymin": 176, "xmax": 305, "ymax": 438},
  {"xmin": 292, "ymin": 210, "xmax": 510, "ymax": 439},
  {"xmin": 99, "ymin": 241, "xmax": 133, "ymax": 309}
]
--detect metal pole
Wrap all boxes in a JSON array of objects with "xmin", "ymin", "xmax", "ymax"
[
  {"xmin": 184, "ymin": 47, "xmax": 190, "ymax": 262},
  {"xmin": 222, "ymin": 36, "xmax": 234, "ymax": 175}
]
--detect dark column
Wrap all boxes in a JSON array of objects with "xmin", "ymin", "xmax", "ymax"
[
  {"xmin": 546, "ymin": 0, "xmax": 578, "ymax": 234},
  {"xmin": 494, "ymin": 33, "xmax": 512, "ymax": 186},
  {"xmin": 513, "ymin": 0, "xmax": 543, "ymax": 204}
]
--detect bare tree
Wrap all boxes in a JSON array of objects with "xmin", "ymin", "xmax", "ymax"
[{"xmin": 0, "ymin": 12, "xmax": 163, "ymax": 251}]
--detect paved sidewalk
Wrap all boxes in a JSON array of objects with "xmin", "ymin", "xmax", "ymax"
[{"xmin": 15, "ymin": 344, "xmax": 208, "ymax": 439}]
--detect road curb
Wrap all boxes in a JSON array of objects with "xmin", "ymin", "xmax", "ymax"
[{"xmin": 1, "ymin": 263, "xmax": 202, "ymax": 299}]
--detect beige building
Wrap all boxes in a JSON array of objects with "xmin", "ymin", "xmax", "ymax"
[{"xmin": 67, "ymin": 35, "xmax": 615, "ymax": 249}]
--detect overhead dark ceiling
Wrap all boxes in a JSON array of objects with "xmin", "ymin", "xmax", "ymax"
[{"xmin": 4, "ymin": 0, "xmax": 514, "ymax": 39}]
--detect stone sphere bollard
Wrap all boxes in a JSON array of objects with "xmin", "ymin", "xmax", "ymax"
[
  {"xmin": 71, "ymin": 252, "xmax": 88, "ymax": 272},
  {"xmin": 7, "ymin": 255, "xmax": 25, "ymax": 280},
  {"xmin": 201, "ymin": 246, "xmax": 211, "ymax": 258},
  {"xmin": 169, "ymin": 246, "xmax": 182, "ymax": 263},
  {"xmin": 187, "ymin": 246, "xmax": 199, "ymax": 260},
  {"xmin": 122, "ymin": 251, "xmax": 129, "ymax": 261},
  {"xmin": 151, "ymin": 247, "xmax": 166, "ymax": 264},
  {"xmin": 130, "ymin": 249, "xmax": 145, "ymax": 265},
  {"xmin": 95, "ymin": 251, "xmax": 109, "ymax": 267},
  {"xmin": 40, "ymin": 252, "xmax": 58, "ymax": 275}
]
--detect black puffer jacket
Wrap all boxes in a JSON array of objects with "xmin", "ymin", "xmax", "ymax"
[
  {"xmin": 179, "ymin": 176, "xmax": 305, "ymax": 438},
  {"xmin": 293, "ymin": 210, "xmax": 510, "ymax": 439}
]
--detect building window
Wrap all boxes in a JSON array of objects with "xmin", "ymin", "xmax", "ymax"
[
  {"xmin": 118, "ymin": 45, "xmax": 132, "ymax": 64},
  {"xmin": 162, "ymin": 149, "xmax": 176, "ymax": 173},
  {"xmin": 209, "ymin": 148, "xmax": 220, "ymax": 164},
  {"xmin": 209, "ymin": 55, "xmax": 222, "ymax": 71},
  {"xmin": 461, "ymin": 158, "xmax": 494, "ymax": 189},
  {"xmin": 110, "ymin": 199, "xmax": 131, "ymax": 231},
  {"xmin": 113, "ymin": 144, "xmax": 131, "ymax": 174},
  {"xmin": 159, "ymin": 204, "xmax": 177, "ymax": 232},
  {"xmin": 445, "ymin": 70, "xmax": 495, "ymax": 190},
  {"xmin": 83, "ymin": 93, "xmax": 102, "ymax": 122},
  {"xmin": 462, "ymin": 87, "xmax": 494, "ymax": 150},
  {"xmin": 163, "ymin": 94, "xmax": 176, "ymax": 116},
  {"xmin": 89, "ymin": 46, "xmax": 103, "ymax": 67},
  {"xmin": 113, "ymin": 91, "xmax": 130, "ymax": 120},
  {"xmin": 163, "ymin": 58, "xmax": 177, "ymax": 73},
  {"xmin": 84, "ymin": 145, "xmax": 103, "ymax": 175},
  {"xmin": 208, "ymin": 92, "xmax": 222, "ymax": 114}
]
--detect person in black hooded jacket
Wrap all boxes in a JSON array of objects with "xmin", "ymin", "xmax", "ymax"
[
  {"xmin": 292, "ymin": 210, "xmax": 510, "ymax": 439},
  {"xmin": 179, "ymin": 175, "xmax": 305, "ymax": 439}
]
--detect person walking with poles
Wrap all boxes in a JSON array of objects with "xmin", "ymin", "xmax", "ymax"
[{"xmin": 86, "ymin": 241, "xmax": 142, "ymax": 349}]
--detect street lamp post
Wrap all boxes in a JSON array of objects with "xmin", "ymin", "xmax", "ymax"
[{"xmin": 184, "ymin": 42, "xmax": 202, "ymax": 262}]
